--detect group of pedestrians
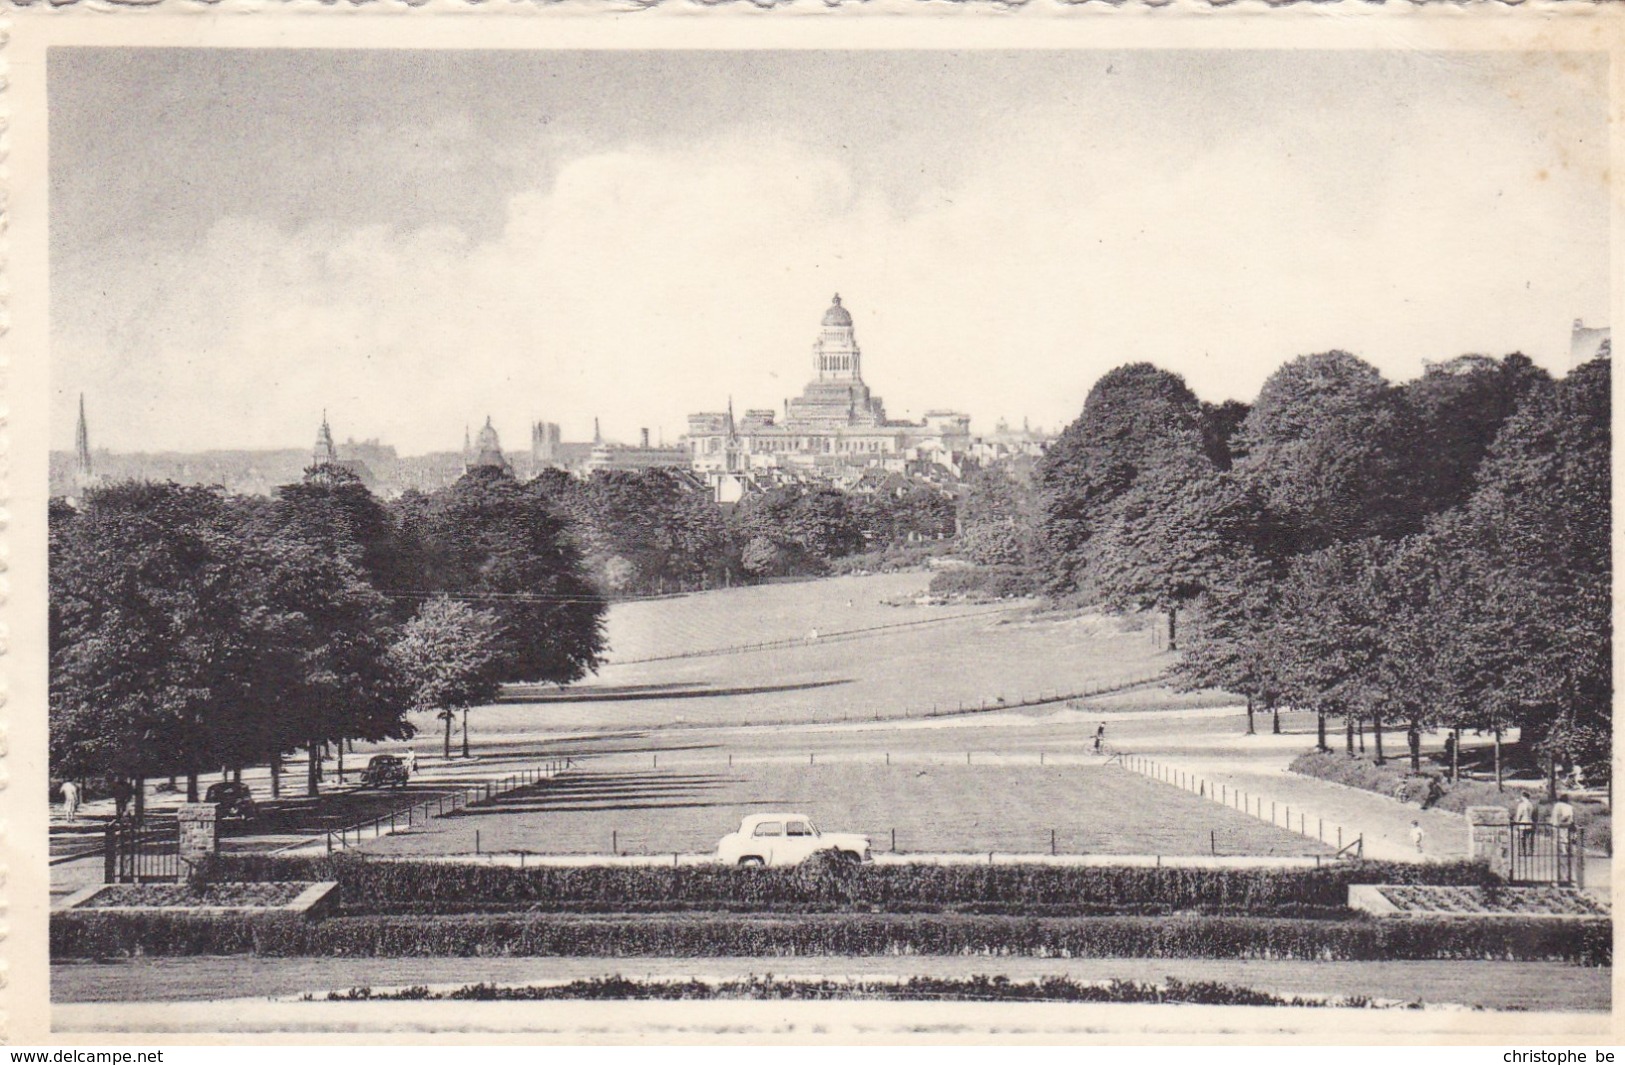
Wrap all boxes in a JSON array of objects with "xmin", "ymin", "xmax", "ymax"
[
  {"xmin": 55, "ymin": 776, "xmax": 137, "ymax": 822},
  {"xmin": 1408, "ymin": 793, "xmax": 1576, "ymax": 856}
]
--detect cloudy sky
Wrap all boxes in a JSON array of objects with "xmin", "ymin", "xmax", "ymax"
[{"xmin": 51, "ymin": 48, "xmax": 1608, "ymax": 454}]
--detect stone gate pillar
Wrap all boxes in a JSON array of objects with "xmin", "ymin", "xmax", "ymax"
[
  {"xmin": 1466, "ymin": 806, "xmax": 1511, "ymax": 879},
  {"xmin": 177, "ymin": 802, "xmax": 219, "ymax": 881}
]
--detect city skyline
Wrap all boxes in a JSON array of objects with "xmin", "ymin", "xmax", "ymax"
[{"xmin": 52, "ymin": 49, "xmax": 1608, "ymax": 453}]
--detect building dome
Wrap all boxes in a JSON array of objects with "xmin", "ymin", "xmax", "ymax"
[
  {"xmin": 468, "ymin": 415, "xmax": 511, "ymax": 472},
  {"xmin": 822, "ymin": 294, "xmax": 853, "ymax": 328}
]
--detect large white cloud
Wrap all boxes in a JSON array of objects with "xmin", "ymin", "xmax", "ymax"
[{"xmin": 55, "ymin": 94, "xmax": 1606, "ymax": 454}]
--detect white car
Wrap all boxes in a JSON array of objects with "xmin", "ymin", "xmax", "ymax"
[{"xmin": 715, "ymin": 812, "xmax": 874, "ymax": 867}]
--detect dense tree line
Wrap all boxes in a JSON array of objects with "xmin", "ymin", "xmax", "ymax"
[
  {"xmin": 730, "ymin": 480, "xmax": 955, "ymax": 580},
  {"xmin": 50, "ymin": 464, "xmax": 607, "ymax": 798},
  {"xmin": 1037, "ymin": 351, "xmax": 1610, "ymax": 785},
  {"xmin": 50, "ymin": 459, "xmax": 962, "ymax": 796}
]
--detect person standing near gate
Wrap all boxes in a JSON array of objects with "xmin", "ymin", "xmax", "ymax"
[
  {"xmin": 111, "ymin": 777, "xmax": 133, "ymax": 821},
  {"xmin": 60, "ymin": 779, "xmax": 80, "ymax": 822},
  {"xmin": 1513, "ymin": 794, "xmax": 1536, "ymax": 855},
  {"xmin": 1550, "ymin": 796, "xmax": 1576, "ymax": 856},
  {"xmin": 406, "ymin": 747, "xmax": 418, "ymax": 777}
]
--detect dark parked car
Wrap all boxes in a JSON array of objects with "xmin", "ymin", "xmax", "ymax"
[
  {"xmin": 204, "ymin": 781, "xmax": 258, "ymax": 820},
  {"xmin": 361, "ymin": 754, "xmax": 410, "ymax": 789}
]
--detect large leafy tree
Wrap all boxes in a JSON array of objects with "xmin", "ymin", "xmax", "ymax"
[
  {"xmin": 1038, "ymin": 363, "xmax": 1207, "ymax": 595},
  {"xmin": 1400, "ymin": 353, "xmax": 1551, "ymax": 518},
  {"xmin": 1232, "ymin": 351, "xmax": 1420, "ymax": 557},
  {"xmin": 390, "ymin": 596, "xmax": 503, "ymax": 759},
  {"xmin": 1172, "ymin": 553, "xmax": 1290, "ymax": 735},
  {"xmin": 957, "ymin": 466, "xmax": 1041, "ymax": 568},
  {"xmin": 419, "ymin": 466, "xmax": 606, "ymax": 684},
  {"xmin": 1445, "ymin": 359, "xmax": 1611, "ymax": 780},
  {"xmin": 50, "ymin": 483, "xmax": 258, "ymax": 797},
  {"xmin": 271, "ymin": 464, "xmax": 416, "ymax": 605},
  {"xmin": 732, "ymin": 485, "xmax": 865, "ymax": 575},
  {"xmin": 1269, "ymin": 538, "xmax": 1398, "ymax": 752},
  {"xmin": 1086, "ymin": 457, "xmax": 1266, "ymax": 649}
]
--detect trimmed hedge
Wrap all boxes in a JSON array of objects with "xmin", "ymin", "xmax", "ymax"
[
  {"xmin": 326, "ymin": 975, "xmax": 1333, "ymax": 1006},
  {"xmin": 197, "ymin": 854, "xmax": 1501, "ymax": 917},
  {"xmin": 51, "ymin": 910, "xmax": 1610, "ymax": 965}
]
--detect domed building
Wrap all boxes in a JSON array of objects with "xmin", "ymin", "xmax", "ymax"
[
  {"xmin": 466, "ymin": 415, "xmax": 512, "ymax": 474},
  {"xmin": 686, "ymin": 294, "xmax": 970, "ymax": 488}
]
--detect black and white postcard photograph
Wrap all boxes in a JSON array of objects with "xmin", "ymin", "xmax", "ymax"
[{"xmin": 3, "ymin": 5, "xmax": 1621, "ymax": 1047}]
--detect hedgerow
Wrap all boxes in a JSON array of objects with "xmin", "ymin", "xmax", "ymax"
[
  {"xmin": 51, "ymin": 911, "xmax": 1610, "ymax": 966},
  {"xmin": 196, "ymin": 854, "xmax": 1500, "ymax": 917},
  {"xmin": 321, "ymin": 974, "xmax": 1339, "ymax": 1006}
]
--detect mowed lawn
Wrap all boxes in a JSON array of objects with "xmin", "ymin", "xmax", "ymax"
[
  {"xmin": 360, "ymin": 763, "xmax": 1329, "ymax": 858},
  {"xmin": 427, "ymin": 607, "xmax": 1172, "ymax": 738},
  {"xmin": 597, "ymin": 572, "xmax": 1018, "ymax": 663}
]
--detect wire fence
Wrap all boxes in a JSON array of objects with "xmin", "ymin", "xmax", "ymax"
[
  {"xmin": 325, "ymin": 758, "xmax": 574, "ymax": 855},
  {"xmin": 1115, "ymin": 752, "xmax": 1363, "ymax": 858}
]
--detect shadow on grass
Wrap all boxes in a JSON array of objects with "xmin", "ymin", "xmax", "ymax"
[{"xmin": 501, "ymin": 678, "xmax": 854, "ymax": 704}]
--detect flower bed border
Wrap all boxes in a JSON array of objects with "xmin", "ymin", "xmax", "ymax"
[{"xmin": 55, "ymin": 881, "xmax": 339, "ymax": 921}]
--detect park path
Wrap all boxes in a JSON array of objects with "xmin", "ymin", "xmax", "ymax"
[{"xmin": 1122, "ymin": 718, "xmax": 1611, "ymax": 895}]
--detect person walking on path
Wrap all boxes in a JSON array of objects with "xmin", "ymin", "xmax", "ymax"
[
  {"xmin": 406, "ymin": 747, "xmax": 419, "ymax": 776},
  {"xmin": 60, "ymin": 780, "xmax": 80, "ymax": 822},
  {"xmin": 111, "ymin": 777, "xmax": 133, "ymax": 821},
  {"xmin": 1409, "ymin": 819, "xmax": 1425, "ymax": 855},
  {"xmin": 1093, "ymin": 723, "xmax": 1106, "ymax": 755}
]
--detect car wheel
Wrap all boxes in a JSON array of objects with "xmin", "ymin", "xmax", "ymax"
[{"xmin": 737, "ymin": 856, "xmax": 765, "ymax": 867}]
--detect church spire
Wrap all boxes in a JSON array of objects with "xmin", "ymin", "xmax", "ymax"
[
  {"xmin": 74, "ymin": 393, "xmax": 92, "ymax": 480},
  {"xmin": 593, "ymin": 416, "xmax": 602, "ymax": 445},
  {"xmin": 312, "ymin": 410, "xmax": 338, "ymax": 467}
]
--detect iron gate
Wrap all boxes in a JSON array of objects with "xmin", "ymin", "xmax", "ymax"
[
  {"xmin": 1510, "ymin": 823, "xmax": 1582, "ymax": 886},
  {"xmin": 103, "ymin": 817, "xmax": 181, "ymax": 883}
]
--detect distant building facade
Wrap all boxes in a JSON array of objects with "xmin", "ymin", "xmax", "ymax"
[
  {"xmin": 686, "ymin": 295, "xmax": 972, "ymax": 485},
  {"xmin": 1571, "ymin": 319, "xmax": 1611, "ymax": 370},
  {"xmin": 308, "ymin": 412, "xmax": 377, "ymax": 488}
]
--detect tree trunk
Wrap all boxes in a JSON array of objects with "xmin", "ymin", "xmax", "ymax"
[
  {"xmin": 1270, "ymin": 697, "xmax": 1281, "ymax": 735},
  {"xmin": 1374, "ymin": 716, "xmax": 1385, "ymax": 766},
  {"xmin": 270, "ymin": 751, "xmax": 281, "ymax": 799},
  {"xmin": 1547, "ymin": 753, "xmax": 1559, "ymax": 801},
  {"xmin": 1357, "ymin": 719, "xmax": 1365, "ymax": 755},
  {"xmin": 462, "ymin": 707, "xmax": 471, "ymax": 759},
  {"xmin": 307, "ymin": 741, "xmax": 321, "ymax": 797},
  {"xmin": 186, "ymin": 773, "xmax": 199, "ymax": 803},
  {"xmin": 1245, "ymin": 694, "xmax": 1255, "ymax": 736},
  {"xmin": 1408, "ymin": 720, "xmax": 1421, "ymax": 773},
  {"xmin": 1493, "ymin": 728, "xmax": 1503, "ymax": 791},
  {"xmin": 134, "ymin": 777, "xmax": 146, "ymax": 821},
  {"xmin": 1450, "ymin": 727, "xmax": 1460, "ymax": 783},
  {"xmin": 443, "ymin": 712, "xmax": 453, "ymax": 760},
  {"xmin": 1167, "ymin": 607, "xmax": 1178, "ymax": 653},
  {"xmin": 1317, "ymin": 711, "xmax": 1327, "ymax": 752},
  {"xmin": 337, "ymin": 743, "xmax": 345, "ymax": 784}
]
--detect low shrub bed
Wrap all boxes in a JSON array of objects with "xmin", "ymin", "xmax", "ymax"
[
  {"xmin": 1376, "ymin": 885, "xmax": 1610, "ymax": 917},
  {"xmin": 320, "ymin": 974, "xmax": 1350, "ymax": 1007},
  {"xmin": 927, "ymin": 565, "xmax": 1040, "ymax": 601},
  {"xmin": 77, "ymin": 882, "xmax": 311, "ymax": 909},
  {"xmin": 197, "ymin": 854, "xmax": 1499, "ymax": 917},
  {"xmin": 51, "ymin": 910, "xmax": 1611, "ymax": 965}
]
